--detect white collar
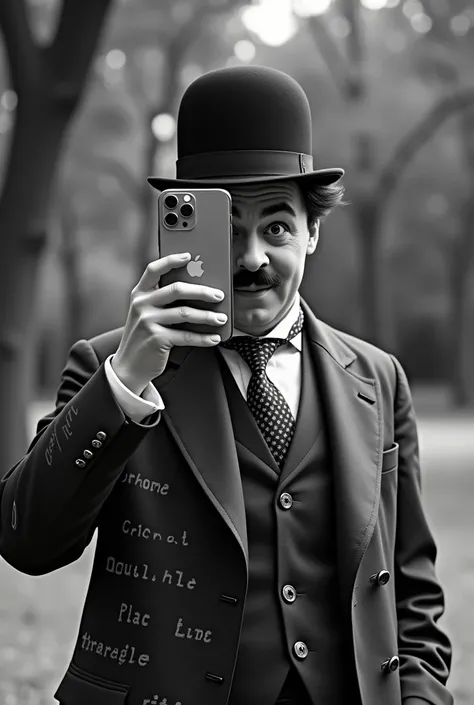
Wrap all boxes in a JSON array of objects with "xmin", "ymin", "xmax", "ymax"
[{"xmin": 231, "ymin": 291, "xmax": 302, "ymax": 352}]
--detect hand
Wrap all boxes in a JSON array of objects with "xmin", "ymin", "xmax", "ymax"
[{"xmin": 112, "ymin": 252, "xmax": 226, "ymax": 395}]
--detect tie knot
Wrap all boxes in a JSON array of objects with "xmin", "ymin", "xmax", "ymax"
[
  {"xmin": 222, "ymin": 337, "xmax": 285, "ymax": 373},
  {"xmin": 220, "ymin": 307, "xmax": 304, "ymax": 374}
]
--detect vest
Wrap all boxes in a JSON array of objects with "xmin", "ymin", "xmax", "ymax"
[{"xmin": 217, "ymin": 329, "xmax": 359, "ymax": 705}]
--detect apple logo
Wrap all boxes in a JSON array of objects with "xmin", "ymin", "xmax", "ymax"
[{"xmin": 187, "ymin": 255, "xmax": 204, "ymax": 278}]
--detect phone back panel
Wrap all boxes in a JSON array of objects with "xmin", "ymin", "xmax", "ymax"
[{"xmin": 157, "ymin": 188, "xmax": 233, "ymax": 342}]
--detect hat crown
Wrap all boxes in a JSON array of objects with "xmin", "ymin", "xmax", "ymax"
[{"xmin": 177, "ymin": 66, "xmax": 312, "ymax": 159}]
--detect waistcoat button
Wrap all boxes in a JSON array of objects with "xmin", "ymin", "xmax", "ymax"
[
  {"xmin": 83, "ymin": 449, "xmax": 93, "ymax": 459},
  {"xmin": 75, "ymin": 459, "xmax": 86, "ymax": 468},
  {"xmin": 279, "ymin": 492, "xmax": 293, "ymax": 510},
  {"xmin": 282, "ymin": 584, "xmax": 297, "ymax": 603},
  {"xmin": 381, "ymin": 655, "xmax": 399, "ymax": 672},
  {"xmin": 96, "ymin": 431, "xmax": 107, "ymax": 441},
  {"xmin": 91, "ymin": 439, "xmax": 102, "ymax": 449},
  {"xmin": 293, "ymin": 641, "xmax": 309, "ymax": 659},
  {"xmin": 370, "ymin": 570, "xmax": 391, "ymax": 586}
]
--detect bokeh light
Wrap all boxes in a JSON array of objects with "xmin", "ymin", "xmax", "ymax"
[
  {"xmin": 402, "ymin": 0, "xmax": 423, "ymax": 19},
  {"xmin": 328, "ymin": 16, "xmax": 351, "ymax": 38},
  {"xmin": 241, "ymin": 0, "xmax": 298, "ymax": 46},
  {"xmin": 450, "ymin": 14, "xmax": 471, "ymax": 37},
  {"xmin": 1, "ymin": 90, "xmax": 17, "ymax": 111},
  {"xmin": 151, "ymin": 113, "xmax": 176, "ymax": 142},
  {"xmin": 360, "ymin": 0, "xmax": 387, "ymax": 10},
  {"xmin": 234, "ymin": 39, "xmax": 256, "ymax": 62},
  {"xmin": 293, "ymin": 0, "xmax": 334, "ymax": 17},
  {"xmin": 410, "ymin": 13, "xmax": 432, "ymax": 34},
  {"xmin": 105, "ymin": 49, "xmax": 126, "ymax": 70}
]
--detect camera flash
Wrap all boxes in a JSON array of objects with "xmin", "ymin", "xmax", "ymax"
[{"xmin": 183, "ymin": 195, "xmax": 191, "ymax": 202}]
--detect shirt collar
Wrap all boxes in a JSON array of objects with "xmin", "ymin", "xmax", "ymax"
[{"xmin": 231, "ymin": 291, "xmax": 302, "ymax": 352}]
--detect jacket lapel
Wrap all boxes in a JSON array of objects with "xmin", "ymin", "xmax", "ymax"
[
  {"xmin": 152, "ymin": 345, "xmax": 248, "ymax": 567},
  {"xmin": 151, "ymin": 298, "xmax": 384, "ymax": 615},
  {"xmin": 300, "ymin": 298, "xmax": 384, "ymax": 616}
]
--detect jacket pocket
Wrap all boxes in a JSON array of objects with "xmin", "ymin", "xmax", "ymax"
[
  {"xmin": 54, "ymin": 662, "xmax": 129, "ymax": 705},
  {"xmin": 382, "ymin": 442, "xmax": 399, "ymax": 474}
]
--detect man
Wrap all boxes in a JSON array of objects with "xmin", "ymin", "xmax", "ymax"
[{"xmin": 0, "ymin": 66, "xmax": 452, "ymax": 705}]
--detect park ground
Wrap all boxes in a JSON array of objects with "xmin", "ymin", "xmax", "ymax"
[{"xmin": 0, "ymin": 391, "xmax": 472, "ymax": 704}]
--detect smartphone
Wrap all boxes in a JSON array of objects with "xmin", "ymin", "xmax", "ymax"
[{"xmin": 157, "ymin": 188, "xmax": 233, "ymax": 343}]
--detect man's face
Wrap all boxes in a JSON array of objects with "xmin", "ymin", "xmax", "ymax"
[{"xmin": 228, "ymin": 180, "xmax": 319, "ymax": 336}]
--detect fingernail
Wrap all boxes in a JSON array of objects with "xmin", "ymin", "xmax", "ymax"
[
  {"xmin": 211, "ymin": 335, "xmax": 221, "ymax": 343},
  {"xmin": 180, "ymin": 253, "xmax": 190, "ymax": 259},
  {"xmin": 214, "ymin": 291, "xmax": 224, "ymax": 299}
]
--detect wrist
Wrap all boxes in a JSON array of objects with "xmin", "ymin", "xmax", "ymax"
[{"xmin": 111, "ymin": 356, "xmax": 148, "ymax": 397}]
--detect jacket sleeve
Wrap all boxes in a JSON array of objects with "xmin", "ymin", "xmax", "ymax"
[
  {"xmin": 390, "ymin": 355, "xmax": 453, "ymax": 705},
  {"xmin": 0, "ymin": 339, "xmax": 160, "ymax": 576}
]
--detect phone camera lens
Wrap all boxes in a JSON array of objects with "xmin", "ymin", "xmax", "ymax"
[
  {"xmin": 164, "ymin": 212, "xmax": 178, "ymax": 227},
  {"xmin": 180, "ymin": 203, "xmax": 194, "ymax": 218},
  {"xmin": 164, "ymin": 195, "xmax": 178, "ymax": 209}
]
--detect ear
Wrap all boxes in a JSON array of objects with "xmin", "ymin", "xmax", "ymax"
[{"xmin": 307, "ymin": 221, "xmax": 319, "ymax": 255}]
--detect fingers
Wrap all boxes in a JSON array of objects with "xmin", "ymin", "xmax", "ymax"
[
  {"xmin": 135, "ymin": 253, "xmax": 191, "ymax": 292},
  {"xmin": 147, "ymin": 305, "xmax": 228, "ymax": 330},
  {"xmin": 154, "ymin": 325, "xmax": 223, "ymax": 347},
  {"xmin": 147, "ymin": 280, "xmax": 225, "ymax": 307}
]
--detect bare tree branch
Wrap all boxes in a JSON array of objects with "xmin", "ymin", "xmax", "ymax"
[
  {"xmin": 376, "ymin": 88, "xmax": 474, "ymax": 206},
  {"xmin": 305, "ymin": 15, "xmax": 349, "ymax": 97},
  {"xmin": 49, "ymin": 0, "xmax": 113, "ymax": 102},
  {"xmin": 0, "ymin": 0, "xmax": 38, "ymax": 94}
]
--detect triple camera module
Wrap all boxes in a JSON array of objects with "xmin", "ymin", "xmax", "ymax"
[{"xmin": 163, "ymin": 193, "xmax": 195, "ymax": 230}]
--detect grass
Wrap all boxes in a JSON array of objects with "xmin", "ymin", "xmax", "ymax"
[{"xmin": 0, "ymin": 400, "xmax": 472, "ymax": 704}]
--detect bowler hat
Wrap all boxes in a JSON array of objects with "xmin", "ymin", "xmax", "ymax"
[{"xmin": 147, "ymin": 65, "xmax": 343, "ymax": 191}]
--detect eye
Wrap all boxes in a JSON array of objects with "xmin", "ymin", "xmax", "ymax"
[{"xmin": 266, "ymin": 222, "xmax": 289, "ymax": 236}]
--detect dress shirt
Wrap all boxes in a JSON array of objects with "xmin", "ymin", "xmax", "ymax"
[{"xmin": 105, "ymin": 291, "xmax": 303, "ymax": 424}]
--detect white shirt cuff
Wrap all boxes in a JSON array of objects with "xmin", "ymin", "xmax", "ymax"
[{"xmin": 105, "ymin": 355, "xmax": 165, "ymax": 424}]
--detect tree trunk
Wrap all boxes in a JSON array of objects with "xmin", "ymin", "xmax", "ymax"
[
  {"xmin": 450, "ymin": 104, "xmax": 474, "ymax": 407},
  {"xmin": 59, "ymin": 191, "xmax": 84, "ymax": 362},
  {"xmin": 0, "ymin": 103, "xmax": 71, "ymax": 469},
  {"xmin": 0, "ymin": 0, "xmax": 113, "ymax": 473}
]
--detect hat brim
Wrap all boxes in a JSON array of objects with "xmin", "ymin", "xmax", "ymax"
[{"xmin": 147, "ymin": 168, "xmax": 344, "ymax": 192}]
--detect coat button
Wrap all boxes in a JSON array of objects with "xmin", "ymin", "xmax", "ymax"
[
  {"xmin": 96, "ymin": 431, "xmax": 107, "ymax": 441},
  {"xmin": 282, "ymin": 585, "xmax": 297, "ymax": 603},
  {"xmin": 83, "ymin": 449, "xmax": 93, "ymax": 460},
  {"xmin": 293, "ymin": 641, "xmax": 309, "ymax": 659},
  {"xmin": 279, "ymin": 492, "xmax": 293, "ymax": 510},
  {"xmin": 75, "ymin": 459, "xmax": 86, "ymax": 468},
  {"xmin": 370, "ymin": 570, "xmax": 391, "ymax": 586},
  {"xmin": 91, "ymin": 439, "xmax": 102, "ymax": 449},
  {"xmin": 381, "ymin": 656, "xmax": 399, "ymax": 672}
]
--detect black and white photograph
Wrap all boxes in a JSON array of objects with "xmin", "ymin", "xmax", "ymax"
[{"xmin": 0, "ymin": 1, "xmax": 472, "ymax": 704}]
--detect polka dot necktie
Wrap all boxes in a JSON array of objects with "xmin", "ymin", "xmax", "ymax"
[{"xmin": 220, "ymin": 308, "xmax": 304, "ymax": 469}]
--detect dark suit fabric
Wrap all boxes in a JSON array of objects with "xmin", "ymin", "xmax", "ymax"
[
  {"xmin": 218, "ymin": 335, "xmax": 356, "ymax": 705},
  {"xmin": 0, "ymin": 298, "xmax": 453, "ymax": 705}
]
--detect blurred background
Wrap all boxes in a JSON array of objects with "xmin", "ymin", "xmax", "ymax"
[{"xmin": 0, "ymin": 0, "xmax": 473, "ymax": 703}]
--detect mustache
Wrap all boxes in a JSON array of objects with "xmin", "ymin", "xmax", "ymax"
[{"xmin": 233, "ymin": 272, "xmax": 278, "ymax": 288}]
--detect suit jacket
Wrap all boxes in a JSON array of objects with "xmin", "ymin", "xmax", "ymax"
[{"xmin": 0, "ymin": 297, "xmax": 453, "ymax": 705}]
